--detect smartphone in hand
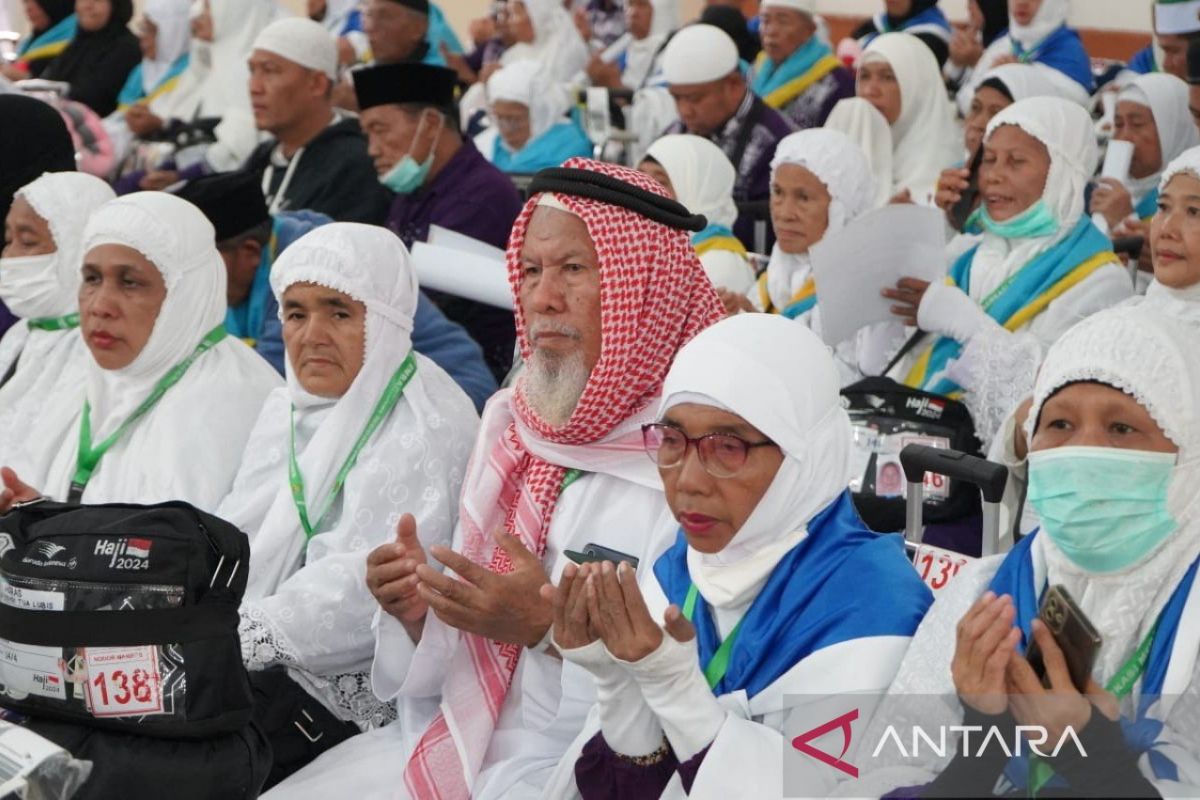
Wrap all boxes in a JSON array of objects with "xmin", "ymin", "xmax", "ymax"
[{"xmin": 1025, "ymin": 584, "xmax": 1102, "ymax": 692}]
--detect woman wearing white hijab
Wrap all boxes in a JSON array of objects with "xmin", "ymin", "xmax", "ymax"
[
  {"xmin": 618, "ymin": 0, "xmax": 679, "ymax": 90},
  {"xmin": 849, "ymin": 304, "xmax": 1200, "ymax": 798},
  {"xmin": 0, "ymin": 173, "xmax": 114, "ymax": 459},
  {"xmin": 854, "ymin": 32, "xmax": 961, "ymax": 206},
  {"xmin": 501, "ymin": 0, "xmax": 589, "ymax": 83},
  {"xmin": 2, "ymin": 192, "xmax": 281, "ymax": 512},
  {"xmin": 937, "ymin": 62, "xmax": 1080, "ymax": 233},
  {"xmin": 887, "ymin": 97, "xmax": 1132, "ymax": 447},
  {"xmin": 640, "ymin": 134, "xmax": 754, "ymax": 294},
  {"xmin": 543, "ymin": 314, "xmax": 932, "ymax": 799},
  {"xmin": 959, "ymin": 0, "xmax": 1093, "ymax": 111},
  {"xmin": 1091, "ymin": 73, "xmax": 1200, "ymax": 235},
  {"xmin": 219, "ymin": 223, "xmax": 477, "ymax": 726},
  {"xmin": 1141, "ymin": 146, "xmax": 1200, "ymax": 323},
  {"xmin": 474, "ymin": 59, "xmax": 593, "ymax": 174}
]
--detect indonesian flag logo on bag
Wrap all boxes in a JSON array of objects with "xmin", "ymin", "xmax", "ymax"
[{"xmin": 125, "ymin": 539, "xmax": 152, "ymax": 559}]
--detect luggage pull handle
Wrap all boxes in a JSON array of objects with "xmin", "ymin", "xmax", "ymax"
[{"xmin": 900, "ymin": 445, "xmax": 1008, "ymax": 557}]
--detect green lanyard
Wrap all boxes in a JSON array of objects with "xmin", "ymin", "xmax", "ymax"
[
  {"xmin": 560, "ymin": 468, "xmax": 585, "ymax": 492},
  {"xmin": 682, "ymin": 582, "xmax": 745, "ymax": 691},
  {"xmin": 70, "ymin": 324, "xmax": 227, "ymax": 501},
  {"xmin": 28, "ymin": 312, "xmax": 79, "ymax": 332},
  {"xmin": 288, "ymin": 353, "xmax": 417, "ymax": 539},
  {"xmin": 1028, "ymin": 618, "xmax": 1160, "ymax": 796}
]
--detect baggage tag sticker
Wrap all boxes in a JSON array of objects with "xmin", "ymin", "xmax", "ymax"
[
  {"xmin": 83, "ymin": 646, "xmax": 165, "ymax": 718},
  {"xmin": 0, "ymin": 639, "xmax": 66, "ymax": 701},
  {"xmin": 912, "ymin": 543, "xmax": 970, "ymax": 592},
  {"xmin": 898, "ymin": 434, "xmax": 952, "ymax": 500}
]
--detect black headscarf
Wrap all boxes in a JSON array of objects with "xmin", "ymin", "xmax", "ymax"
[
  {"xmin": 41, "ymin": 0, "xmax": 141, "ymax": 117},
  {"xmin": 699, "ymin": 6, "xmax": 760, "ymax": 65},
  {"xmin": 973, "ymin": 0, "xmax": 1009, "ymax": 46},
  {"xmin": 0, "ymin": 95, "xmax": 75, "ymax": 226},
  {"xmin": 29, "ymin": 0, "xmax": 76, "ymax": 34},
  {"xmin": 884, "ymin": 0, "xmax": 940, "ymax": 27}
]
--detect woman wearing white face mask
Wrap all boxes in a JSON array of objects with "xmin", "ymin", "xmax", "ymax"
[
  {"xmin": 885, "ymin": 97, "xmax": 1132, "ymax": 447},
  {"xmin": 0, "ymin": 172, "xmax": 115, "ymax": 460},
  {"xmin": 1, "ymin": 192, "xmax": 281, "ymax": 513},
  {"xmin": 849, "ymin": 303, "xmax": 1200, "ymax": 798}
]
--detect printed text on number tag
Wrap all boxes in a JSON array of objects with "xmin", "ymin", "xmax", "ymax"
[
  {"xmin": 83, "ymin": 645, "xmax": 165, "ymax": 718},
  {"xmin": 913, "ymin": 544, "xmax": 969, "ymax": 592}
]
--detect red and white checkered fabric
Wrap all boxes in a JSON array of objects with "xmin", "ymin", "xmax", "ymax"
[{"xmin": 403, "ymin": 158, "xmax": 724, "ymax": 799}]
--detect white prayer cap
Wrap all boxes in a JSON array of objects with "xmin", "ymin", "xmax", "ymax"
[
  {"xmin": 760, "ymin": 0, "xmax": 817, "ymax": 14},
  {"xmin": 252, "ymin": 17, "xmax": 338, "ymax": 81},
  {"xmin": 662, "ymin": 24, "xmax": 739, "ymax": 86}
]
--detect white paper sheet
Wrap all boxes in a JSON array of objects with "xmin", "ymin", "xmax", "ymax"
[
  {"xmin": 427, "ymin": 225, "xmax": 507, "ymax": 261},
  {"xmin": 411, "ymin": 241, "xmax": 513, "ymax": 311},
  {"xmin": 809, "ymin": 204, "xmax": 948, "ymax": 347}
]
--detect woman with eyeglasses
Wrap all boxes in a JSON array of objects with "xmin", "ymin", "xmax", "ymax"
[
  {"xmin": 474, "ymin": 59, "xmax": 592, "ymax": 174},
  {"xmin": 540, "ymin": 313, "xmax": 932, "ymax": 799}
]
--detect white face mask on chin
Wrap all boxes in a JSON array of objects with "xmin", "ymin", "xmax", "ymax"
[{"xmin": 0, "ymin": 252, "xmax": 65, "ymax": 320}]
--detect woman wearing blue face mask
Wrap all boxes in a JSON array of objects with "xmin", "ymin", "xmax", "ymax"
[
  {"xmin": 884, "ymin": 97, "xmax": 1134, "ymax": 446},
  {"xmin": 848, "ymin": 303, "xmax": 1200, "ymax": 798}
]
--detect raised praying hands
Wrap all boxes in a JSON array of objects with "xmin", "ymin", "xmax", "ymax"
[
  {"xmin": 951, "ymin": 591, "xmax": 1021, "ymax": 715},
  {"xmin": 366, "ymin": 514, "xmax": 430, "ymax": 642},
  {"xmin": 415, "ymin": 529, "xmax": 554, "ymax": 649}
]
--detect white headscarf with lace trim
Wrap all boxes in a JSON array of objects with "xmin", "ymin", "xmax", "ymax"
[
  {"xmin": 217, "ymin": 223, "xmax": 477, "ymax": 717},
  {"xmin": 17, "ymin": 192, "xmax": 281, "ymax": 512},
  {"xmin": 1025, "ymin": 304, "xmax": 1200, "ymax": 682},
  {"xmin": 756, "ymin": 128, "xmax": 876, "ymax": 312},
  {"xmin": 967, "ymin": 96, "xmax": 1099, "ymax": 305}
]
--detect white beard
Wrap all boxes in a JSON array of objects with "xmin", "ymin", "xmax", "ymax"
[{"xmin": 521, "ymin": 346, "xmax": 589, "ymax": 427}]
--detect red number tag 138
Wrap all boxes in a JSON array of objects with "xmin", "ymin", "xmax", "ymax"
[{"xmin": 83, "ymin": 645, "xmax": 165, "ymax": 718}]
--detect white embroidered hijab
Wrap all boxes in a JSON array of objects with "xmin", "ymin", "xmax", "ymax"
[
  {"xmin": 659, "ymin": 313, "xmax": 854, "ymax": 614},
  {"xmin": 0, "ymin": 172, "xmax": 114, "ymax": 461},
  {"xmin": 859, "ymin": 32, "xmax": 960, "ymax": 204},
  {"xmin": 1024, "ymin": 305, "xmax": 1200, "ymax": 683},
  {"xmin": 967, "ymin": 96, "xmax": 1099, "ymax": 305},
  {"xmin": 17, "ymin": 192, "xmax": 281, "ymax": 512},
  {"xmin": 757, "ymin": 128, "xmax": 876, "ymax": 312},
  {"xmin": 220, "ymin": 223, "xmax": 478, "ymax": 603}
]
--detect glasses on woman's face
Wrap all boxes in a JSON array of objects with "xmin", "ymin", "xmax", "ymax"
[{"xmin": 641, "ymin": 423, "xmax": 777, "ymax": 479}]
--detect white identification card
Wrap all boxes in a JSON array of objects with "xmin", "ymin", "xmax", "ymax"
[
  {"xmin": 83, "ymin": 646, "xmax": 165, "ymax": 718},
  {"xmin": 912, "ymin": 543, "xmax": 970, "ymax": 593},
  {"xmin": 0, "ymin": 639, "xmax": 66, "ymax": 701},
  {"xmin": 0, "ymin": 578, "xmax": 64, "ymax": 612},
  {"xmin": 897, "ymin": 434, "xmax": 952, "ymax": 500}
]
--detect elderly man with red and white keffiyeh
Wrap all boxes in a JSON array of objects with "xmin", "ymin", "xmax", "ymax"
[{"xmin": 265, "ymin": 158, "xmax": 725, "ymax": 800}]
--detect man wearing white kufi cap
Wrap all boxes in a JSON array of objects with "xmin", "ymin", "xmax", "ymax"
[
  {"xmin": 749, "ymin": 0, "xmax": 854, "ymax": 130},
  {"xmin": 242, "ymin": 17, "xmax": 390, "ymax": 225},
  {"xmin": 662, "ymin": 23, "xmax": 795, "ymax": 247}
]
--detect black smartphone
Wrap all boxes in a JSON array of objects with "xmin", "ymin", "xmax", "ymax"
[
  {"xmin": 563, "ymin": 543, "xmax": 640, "ymax": 569},
  {"xmin": 1025, "ymin": 584, "xmax": 1102, "ymax": 692},
  {"xmin": 948, "ymin": 147, "xmax": 984, "ymax": 232}
]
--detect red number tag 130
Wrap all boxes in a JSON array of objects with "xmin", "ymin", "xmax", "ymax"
[
  {"xmin": 913, "ymin": 544, "xmax": 971, "ymax": 592},
  {"xmin": 83, "ymin": 645, "xmax": 165, "ymax": 718}
]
